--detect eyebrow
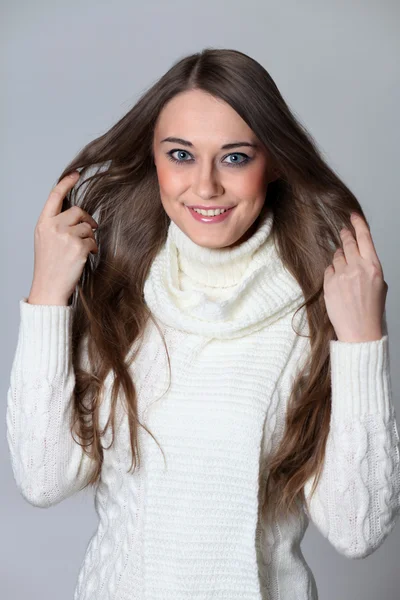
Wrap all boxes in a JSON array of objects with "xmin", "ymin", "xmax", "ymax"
[{"xmin": 160, "ymin": 136, "xmax": 260, "ymax": 150}]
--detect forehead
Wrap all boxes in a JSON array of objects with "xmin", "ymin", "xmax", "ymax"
[{"xmin": 154, "ymin": 90, "xmax": 256, "ymax": 143}]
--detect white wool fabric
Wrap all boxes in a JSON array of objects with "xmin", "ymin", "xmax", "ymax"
[{"xmin": 6, "ymin": 207, "xmax": 400, "ymax": 599}]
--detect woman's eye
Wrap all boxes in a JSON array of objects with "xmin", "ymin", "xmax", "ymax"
[
  {"xmin": 224, "ymin": 153, "xmax": 249, "ymax": 166},
  {"xmin": 166, "ymin": 150, "xmax": 251, "ymax": 167},
  {"xmin": 167, "ymin": 150, "xmax": 192, "ymax": 163}
]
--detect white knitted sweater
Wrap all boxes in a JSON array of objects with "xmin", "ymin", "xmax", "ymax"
[{"xmin": 6, "ymin": 208, "xmax": 400, "ymax": 600}]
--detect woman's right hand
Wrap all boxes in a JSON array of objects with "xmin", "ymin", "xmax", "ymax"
[{"xmin": 27, "ymin": 171, "xmax": 99, "ymax": 306}]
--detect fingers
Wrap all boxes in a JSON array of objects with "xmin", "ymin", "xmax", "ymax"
[
  {"xmin": 339, "ymin": 227, "xmax": 358, "ymax": 262},
  {"xmin": 39, "ymin": 172, "xmax": 81, "ymax": 220},
  {"xmin": 60, "ymin": 204, "xmax": 99, "ymax": 230},
  {"xmin": 81, "ymin": 235, "xmax": 99, "ymax": 255},
  {"xmin": 350, "ymin": 212, "xmax": 379, "ymax": 262},
  {"xmin": 331, "ymin": 246, "xmax": 347, "ymax": 272},
  {"xmin": 38, "ymin": 171, "xmax": 98, "ymax": 230},
  {"xmin": 74, "ymin": 221, "xmax": 98, "ymax": 243}
]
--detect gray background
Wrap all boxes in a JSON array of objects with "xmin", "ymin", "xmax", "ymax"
[{"xmin": 2, "ymin": 0, "xmax": 399, "ymax": 598}]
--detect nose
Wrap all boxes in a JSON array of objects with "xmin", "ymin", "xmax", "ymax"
[{"xmin": 192, "ymin": 162, "xmax": 223, "ymax": 199}]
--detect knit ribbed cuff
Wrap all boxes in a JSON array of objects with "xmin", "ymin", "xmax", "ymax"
[
  {"xmin": 330, "ymin": 334, "xmax": 392, "ymax": 421},
  {"xmin": 18, "ymin": 297, "xmax": 73, "ymax": 380}
]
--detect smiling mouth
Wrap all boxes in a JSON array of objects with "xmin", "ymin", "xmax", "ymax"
[
  {"xmin": 185, "ymin": 204, "xmax": 236, "ymax": 223},
  {"xmin": 185, "ymin": 205, "xmax": 236, "ymax": 211},
  {"xmin": 186, "ymin": 206, "xmax": 235, "ymax": 215}
]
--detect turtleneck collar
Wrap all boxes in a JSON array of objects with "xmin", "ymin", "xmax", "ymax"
[
  {"xmin": 169, "ymin": 206, "xmax": 272, "ymax": 289},
  {"xmin": 143, "ymin": 206, "xmax": 305, "ymax": 340}
]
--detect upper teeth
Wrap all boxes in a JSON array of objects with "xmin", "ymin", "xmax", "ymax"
[{"xmin": 192, "ymin": 208, "xmax": 229, "ymax": 216}]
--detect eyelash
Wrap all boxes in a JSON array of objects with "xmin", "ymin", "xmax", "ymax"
[{"xmin": 166, "ymin": 149, "xmax": 252, "ymax": 168}]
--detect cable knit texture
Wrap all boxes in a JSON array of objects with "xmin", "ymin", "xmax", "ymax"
[{"xmin": 6, "ymin": 206, "xmax": 400, "ymax": 599}]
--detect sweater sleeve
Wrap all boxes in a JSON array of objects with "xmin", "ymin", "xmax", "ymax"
[
  {"xmin": 6, "ymin": 297, "xmax": 96, "ymax": 508},
  {"xmin": 301, "ymin": 330, "xmax": 400, "ymax": 558}
]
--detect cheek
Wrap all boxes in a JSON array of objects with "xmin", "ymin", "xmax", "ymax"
[
  {"xmin": 235, "ymin": 166, "xmax": 268, "ymax": 197},
  {"xmin": 155, "ymin": 163, "xmax": 184, "ymax": 193},
  {"xmin": 154, "ymin": 163, "xmax": 169, "ymax": 189}
]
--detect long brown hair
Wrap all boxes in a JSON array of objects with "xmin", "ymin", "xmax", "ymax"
[{"xmin": 57, "ymin": 47, "xmax": 368, "ymax": 524}]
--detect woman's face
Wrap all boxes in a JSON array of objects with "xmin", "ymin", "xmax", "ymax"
[{"xmin": 152, "ymin": 89, "xmax": 279, "ymax": 249}]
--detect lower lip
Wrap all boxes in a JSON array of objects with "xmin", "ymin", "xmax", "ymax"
[{"xmin": 186, "ymin": 205, "xmax": 236, "ymax": 223}]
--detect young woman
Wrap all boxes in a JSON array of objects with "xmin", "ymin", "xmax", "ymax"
[{"xmin": 6, "ymin": 47, "xmax": 400, "ymax": 600}]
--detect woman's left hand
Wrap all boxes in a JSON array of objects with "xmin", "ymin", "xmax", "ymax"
[{"xmin": 323, "ymin": 212, "xmax": 388, "ymax": 343}]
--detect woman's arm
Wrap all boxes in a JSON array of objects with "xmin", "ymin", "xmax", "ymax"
[
  {"xmin": 303, "ymin": 331, "xmax": 400, "ymax": 558},
  {"xmin": 6, "ymin": 298, "xmax": 96, "ymax": 508}
]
